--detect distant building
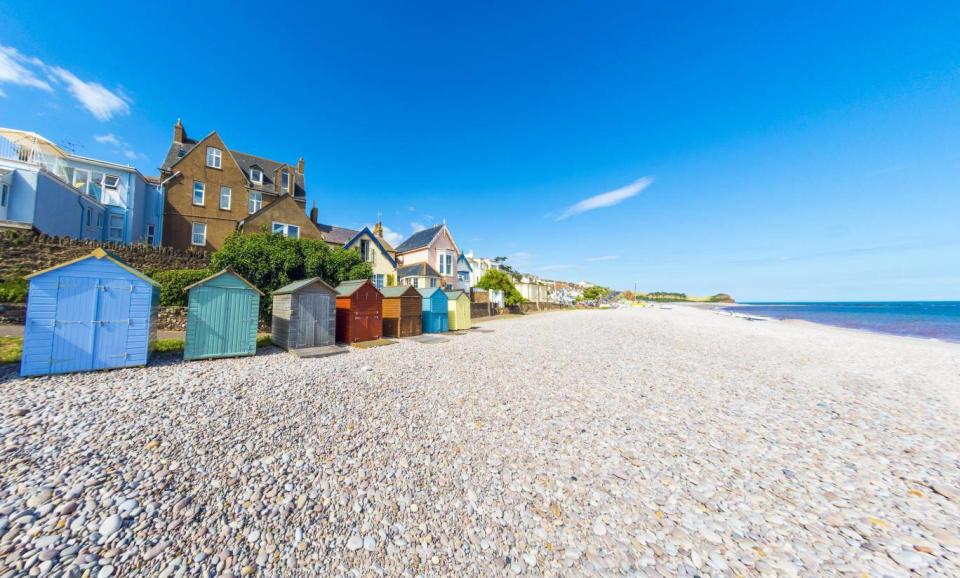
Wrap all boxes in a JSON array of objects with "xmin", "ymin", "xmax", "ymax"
[
  {"xmin": 464, "ymin": 251, "xmax": 502, "ymax": 287},
  {"xmin": 516, "ymin": 275, "xmax": 551, "ymax": 304},
  {"xmin": 394, "ymin": 224, "xmax": 461, "ymax": 288},
  {"xmin": 0, "ymin": 128, "xmax": 164, "ymax": 245}
]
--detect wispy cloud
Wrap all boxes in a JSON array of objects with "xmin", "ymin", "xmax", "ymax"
[
  {"xmin": 538, "ymin": 264, "xmax": 575, "ymax": 271},
  {"xmin": 0, "ymin": 46, "xmax": 53, "ymax": 92},
  {"xmin": 410, "ymin": 221, "xmax": 426, "ymax": 233},
  {"xmin": 94, "ymin": 133, "xmax": 120, "ymax": 146},
  {"xmin": 511, "ymin": 251, "xmax": 532, "ymax": 259},
  {"xmin": 556, "ymin": 177, "xmax": 654, "ymax": 220},
  {"xmin": 0, "ymin": 45, "xmax": 131, "ymax": 121},
  {"xmin": 380, "ymin": 225, "xmax": 404, "ymax": 246},
  {"xmin": 49, "ymin": 67, "xmax": 130, "ymax": 121},
  {"xmin": 586, "ymin": 255, "xmax": 619, "ymax": 262},
  {"xmin": 408, "ymin": 206, "xmax": 416, "ymax": 212}
]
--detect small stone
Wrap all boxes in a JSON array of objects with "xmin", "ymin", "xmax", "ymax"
[
  {"xmin": 98, "ymin": 565, "xmax": 115, "ymax": 578},
  {"xmin": 240, "ymin": 565, "xmax": 255, "ymax": 576},
  {"xmin": 592, "ymin": 518, "xmax": 607, "ymax": 536},
  {"xmin": 346, "ymin": 535, "xmax": 363, "ymax": 551},
  {"xmin": 10, "ymin": 408, "xmax": 29, "ymax": 417},
  {"xmin": 27, "ymin": 490, "xmax": 53, "ymax": 508},
  {"xmin": 143, "ymin": 541, "xmax": 170, "ymax": 560},
  {"xmin": 99, "ymin": 514, "xmax": 122, "ymax": 537},
  {"xmin": 889, "ymin": 549, "xmax": 928, "ymax": 570},
  {"xmin": 363, "ymin": 535, "xmax": 376, "ymax": 551}
]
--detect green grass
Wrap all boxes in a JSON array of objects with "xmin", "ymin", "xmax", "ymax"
[{"xmin": 0, "ymin": 337, "xmax": 23, "ymax": 365}]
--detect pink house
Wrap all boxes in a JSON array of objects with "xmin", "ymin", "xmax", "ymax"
[{"xmin": 394, "ymin": 224, "xmax": 461, "ymax": 288}]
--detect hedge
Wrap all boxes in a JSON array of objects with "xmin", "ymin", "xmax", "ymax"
[{"xmin": 150, "ymin": 269, "xmax": 211, "ymax": 307}]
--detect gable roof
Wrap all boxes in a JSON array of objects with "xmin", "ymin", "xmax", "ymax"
[
  {"xmin": 160, "ymin": 126, "xmax": 305, "ymax": 197},
  {"xmin": 314, "ymin": 223, "xmax": 359, "ymax": 245},
  {"xmin": 26, "ymin": 247, "xmax": 160, "ymax": 287},
  {"xmin": 272, "ymin": 277, "xmax": 337, "ymax": 295},
  {"xmin": 394, "ymin": 224, "xmax": 444, "ymax": 253},
  {"xmin": 444, "ymin": 290, "xmax": 467, "ymax": 301},
  {"xmin": 335, "ymin": 279, "xmax": 372, "ymax": 296},
  {"xmin": 239, "ymin": 195, "xmax": 320, "ymax": 235},
  {"xmin": 379, "ymin": 286, "xmax": 419, "ymax": 298},
  {"xmin": 397, "ymin": 262, "xmax": 441, "ymax": 279},
  {"xmin": 416, "ymin": 287, "xmax": 447, "ymax": 299},
  {"xmin": 183, "ymin": 267, "xmax": 265, "ymax": 295},
  {"xmin": 457, "ymin": 252, "xmax": 473, "ymax": 271},
  {"xmin": 344, "ymin": 227, "xmax": 397, "ymax": 268}
]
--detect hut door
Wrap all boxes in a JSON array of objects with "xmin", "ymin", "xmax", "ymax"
[
  {"xmin": 93, "ymin": 280, "xmax": 132, "ymax": 369},
  {"xmin": 223, "ymin": 289, "xmax": 253, "ymax": 355},
  {"xmin": 50, "ymin": 276, "xmax": 98, "ymax": 373},
  {"xmin": 296, "ymin": 293, "xmax": 320, "ymax": 348}
]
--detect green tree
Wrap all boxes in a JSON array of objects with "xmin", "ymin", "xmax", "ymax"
[
  {"xmin": 581, "ymin": 286, "xmax": 611, "ymax": 301},
  {"xmin": 211, "ymin": 231, "xmax": 372, "ymax": 318},
  {"xmin": 477, "ymin": 269, "xmax": 524, "ymax": 306}
]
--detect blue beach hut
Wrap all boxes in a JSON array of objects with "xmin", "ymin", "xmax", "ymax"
[
  {"xmin": 20, "ymin": 248, "xmax": 160, "ymax": 377},
  {"xmin": 417, "ymin": 287, "xmax": 449, "ymax": 333},
  {"xmin": 183, "ymin": 268, "xmax": 264, "ymax": 361}
]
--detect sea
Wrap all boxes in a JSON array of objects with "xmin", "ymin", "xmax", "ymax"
[{"xmin": 722, "ymin": 301, "xmax": 960, "ymax": 343}]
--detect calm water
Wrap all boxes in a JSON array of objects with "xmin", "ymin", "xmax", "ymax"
[{"xmin": 724, "ymin": 302, "xmax": 960, "ymax": 343}]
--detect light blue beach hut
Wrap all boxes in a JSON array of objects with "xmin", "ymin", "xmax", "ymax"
[
  {"xmin": 20, "ymin": 247, "xmax": 159, "ymax": 377},
  {"xmin": 183, "ymin": 268, "xmax": 263, "ymax": 361},
  {"xmin": 417, "ymin": 287, "xmax": 449, "ymax": 333}
]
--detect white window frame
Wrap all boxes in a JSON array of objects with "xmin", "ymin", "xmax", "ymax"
[
  {"xmin": 108, "ymin": 214, "xmax": 123, "ymax": 241},
  {"xmin": 206, "ymin": 147, "xmax": 222, "ymax": 169},
  {"xmin": 248, "ymin": 191, "xmax": 262, "ymax": 214},
  {"xmin": 191, "ymin": 222, "xmax": 207, "ymax": 246},
  {"xmin": 373, "ymin": 274, "xmax": 384, "ymax": 289},
  {"xmin": 193, "ymin": 181, "xmax": 205, "ymax": 206},
  {"xmin": 281, "ymin": 170, "xmax": 290, "ymax": 192},
  {"xmin": 272, "ymin": 221, "xmax": 300, "ymax": 238},
  {"xmin": 103, "ymin": 174, "xmax": 120, "ymax": 190},
  {"xmin": 438, "ymin": 251, "xmax": 454, "ymax": 275},
  {"xmin": 250, "ymin": 168, "xmax": 263, "ymax": 184},
  {"xmin": 412, "ymin": 278, "xmax": 419, "ymax": 288},
  {"xmin": 220, "ymin": 186, "xmax": 232, "ymax": 210},
  {"xmin": 430, "ymin": 278, "xmax": 437, "ymax": 288}
]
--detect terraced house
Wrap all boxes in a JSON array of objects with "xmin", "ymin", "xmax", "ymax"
[{"xmin": 159, "ymin": 120, "xmax": 312, "ymax": 251}]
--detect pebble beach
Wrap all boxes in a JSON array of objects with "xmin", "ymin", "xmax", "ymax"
[{"xmin": 1, "ymin": 306, "xmax": 959, "ymax": 577}]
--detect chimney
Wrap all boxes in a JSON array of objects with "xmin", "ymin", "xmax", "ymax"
[
  {"xmin": 297, "ymin": 157, "xmax": 304, "ymax": 175},
  {"xmin": 373, "ymin": 221, "xmax": 383, "ymax": 238},
  {"xmin": 310, "ymin": 203, "xmax": 318, "ymax": 224},
  {"xmin": 173, "ymin": 118, "xmax": 184, "ymax": 143}
]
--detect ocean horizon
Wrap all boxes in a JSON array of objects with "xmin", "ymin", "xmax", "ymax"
[{"xmin": 723, "ymin": 301, "xmax": 960, "ymax": 343}]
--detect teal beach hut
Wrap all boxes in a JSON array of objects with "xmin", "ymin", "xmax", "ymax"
[
  {"xmin": 20, "ymin": 248, "xmax": 159, "ymax": 377},
  {"xmin": 417, "ymin": 287, "xmax": 449, "ymax": 333},
  {"xmin": 183, "ymin": 268, "xmax": 264, "ymax": 360}
]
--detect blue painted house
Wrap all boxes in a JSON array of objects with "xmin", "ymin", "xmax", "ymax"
[
  {"xmin": 417, "ymin": 287, "xmax": 449, "ymax": 333},
  {"xmin": 0, "ymin": 128, "xmax": 164, "ymax": 246},
  {"xmin": 20, "ymin": 248, "xmax": 160, "ymax": 377}
]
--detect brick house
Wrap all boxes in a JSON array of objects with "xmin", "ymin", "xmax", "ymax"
[{"xmin": 159, "ymin": 120, "xmax": 308, "ymax": 251}]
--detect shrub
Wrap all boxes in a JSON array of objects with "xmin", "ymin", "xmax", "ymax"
[
  {"xmin": 477, "ymin": 269, "xmax": 524, "ymax": 306},
  {"xmin": 210, "ymin": 231, "xmax": 373, "ymax": 319},
  {"xmin": 151, "ymin": 269, "xmax": 211, "ymax": 307},
  {"xmin": 0, "ymin": 277, "xmax": 28, "ymax": 303}
]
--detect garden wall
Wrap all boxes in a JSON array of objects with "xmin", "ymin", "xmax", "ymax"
[{"xmin": 0, "ymin": 231, "xmax": 210, "ymax": 279}]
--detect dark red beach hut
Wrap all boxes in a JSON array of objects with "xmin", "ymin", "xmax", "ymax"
[{"xmin": 335, "ymin": 279, "xmax": 383, "ymax": 343}]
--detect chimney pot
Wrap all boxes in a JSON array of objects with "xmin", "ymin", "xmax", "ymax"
[
  {"xmin": 297, "ymin": 157, "xmax": 304, "ymax": 175},
  {"xmin": 310, "ymin": 206, "xmax": 318, "ymax": 224},
  {"xmin": 173, "ymin": 119, "xmax": 184, "ymax": 143}
]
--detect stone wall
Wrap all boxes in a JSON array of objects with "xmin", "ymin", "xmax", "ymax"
[
  {"xmin": 0, "ymin": 304, "xmax": 26, "ymax": 325},
  {"xmin": 0, "ymin": 230, "xmax": 210, "ymax": 279},
  {"xmin": 510, "ymin": 302, "xmax": 571, "ymax": 314},
  {"xmin": 157, "ymin": 306, "xmax": 270, "ymax": 333}
]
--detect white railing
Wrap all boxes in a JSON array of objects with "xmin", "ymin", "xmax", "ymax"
[{"xmin": 0, "ymin": 136, "xmax": 31, "ymax": 163}]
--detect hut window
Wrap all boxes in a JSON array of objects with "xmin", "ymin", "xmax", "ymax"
[
  {"xmin": 373, "ymin": 274, "xmax": 384, "ymax": 289},
  {"xmin": 220, "ymin": 186, "xmax": 232, "ymax": 210},
  {"xmin": 193, "ymin": 181, "xmax": 205, "ymax": 205},
  {"xmin": 191, "ymin": 222, "xmax": 207, "ymax": 246},
  {"xmin": 248, "ymin": 191, "xmax": 262, "ymax": 214},
  {"xmin": 206, "ymin": 147, "xmax": 222, "ymax": 169}
]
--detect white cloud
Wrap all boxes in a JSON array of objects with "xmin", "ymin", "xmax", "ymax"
[
  {"xmin": 95, "ymin": 133, "xmax": 120, "ymax": 145},
  {"xmin": 586, "ymin": 255, "xmax": 619, "ymax": 262},
  {"xmin": 408, "ymin": 206, "xmax": 416, "ymax": 212},
  {"xmin": 49, "ymin": 66, "xmax": 130, "ymax": 121},
  {"xmin": 556, "ymin": 177, "xmax": 654, "ymax": 220},
  {"xmin": 411, "ymin": 221, "xmax": 426, "ymax": 233},
  {"xmin": 380, "ymin": 225, "xmax": 404, "ymax": 246},
  {"xmin": 0, "ymin": 88, "xmax": 5, "ymax": 97},
  {"xmin": 122, "ymin": 150, "xmax": 138, "ymax": 160},
  {"xmin": 0, "ymin": 46, "xmax": 53, "ymax": 92}
]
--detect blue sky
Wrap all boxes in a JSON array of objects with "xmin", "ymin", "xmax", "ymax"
[{"xmin": 2, "ymin": 1, "xmax": 959, "ymax": 301}]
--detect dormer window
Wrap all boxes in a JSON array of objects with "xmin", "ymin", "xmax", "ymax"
[
  {"xmin": 206, "ymin": 147, "xmax": 222, "ymax": 169},
  {"xmin": 250, "ymin": 168, "xmax": 263, "ymax": 184},
  {"xmin": 281, "ymin": 170, "xmax": 291, "ymax": 192},
  {"xmin": 103, "ymin": 175, "xmax": 120, "ymax": 190}
]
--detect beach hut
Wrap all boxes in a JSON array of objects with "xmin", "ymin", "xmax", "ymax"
[
  {"xmin": 183, "ymin": 268, "xmax": 263, "ymax": 360},
  {"xmin": 20, "ymin": 247, "xmax": 159, "ymax": 377},
  {"xmin": 417, "ymin": 287, "xmax": 449, "ymax": 333},
  {"xmin": 380, "ymin": 286, "xmax": 423, "ymax": 338},
  {"xmin": 445, "ymin": 290, "xmax": 471, "ymax": 330},
  {"xmin": 335, "ymin": 279, "xmax": 383, "ymax": 344},
  {"xmin": 271, "ymin": 277, "xmax": 338, "ymax": 350}
]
